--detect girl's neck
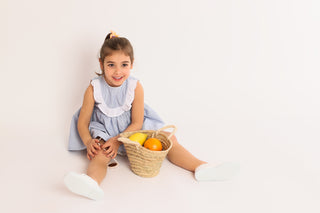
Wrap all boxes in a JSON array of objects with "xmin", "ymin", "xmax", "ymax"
[{"xmin": 103, "ymin": 76, "xmax": 124, "ymax": 88}]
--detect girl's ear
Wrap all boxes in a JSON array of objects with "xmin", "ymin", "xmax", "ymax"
[
  {"xmin": 99, "ymin": 58, "xmax": 104, "ymax": 70},
  {"xmin": 130, "ymin": 59, "xmax": 134, "ymax": 69}
]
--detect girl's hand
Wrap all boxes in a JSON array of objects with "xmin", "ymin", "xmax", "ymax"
[
  {"xmin": 86, "ymin": 138, "xmax": 101, "ymax": 160},
  {"xmin": 101, "ymin": 136, "xmax": 121, "ymax": 159}
]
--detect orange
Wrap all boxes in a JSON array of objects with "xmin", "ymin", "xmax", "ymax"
[{"xmin": 143, "ymin": 138, "xmax": 163, "ymax": 151}]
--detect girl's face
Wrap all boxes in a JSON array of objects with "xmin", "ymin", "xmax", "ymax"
[{"xmin": 100, "ymin": 51, "xmax": 133, "ymax": 87}]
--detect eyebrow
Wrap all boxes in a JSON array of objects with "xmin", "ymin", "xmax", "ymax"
[{"xmin": 106, "ymin": 61, "xmax": 130, "ymax": 63}]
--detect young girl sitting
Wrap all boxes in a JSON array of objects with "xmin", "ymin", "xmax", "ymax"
[{"xmin": 64, "ymin": 31, "xmax": 239, "ymax": 200}]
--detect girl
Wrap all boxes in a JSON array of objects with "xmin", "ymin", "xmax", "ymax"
[{"xmin": 64, "ymin": 31, "xmax": 239, "ymax": 200}]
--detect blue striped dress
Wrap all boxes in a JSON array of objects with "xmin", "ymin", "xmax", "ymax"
[{"xmin": 68, "ymin": 75, "xmax": 165, "ymax": 154}]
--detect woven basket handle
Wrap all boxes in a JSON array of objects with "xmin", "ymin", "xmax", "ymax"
[
  {"xmin": 155, "ymin": 125, "xmax": 177, "ymax": 139},
  {"xmin": 118, "ymin": 137, "xmax": 139, "ymax": 145}
]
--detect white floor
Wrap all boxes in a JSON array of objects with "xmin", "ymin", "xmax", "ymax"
[
  {"xmin": 3, "ymin": 0, "xmax": 320, "ymax": 212},
  {"xmin": 1, "ymin": 118, "xmax": 320, "ymax": 213}
]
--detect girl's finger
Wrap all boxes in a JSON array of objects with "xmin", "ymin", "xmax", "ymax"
[
  {"xmin": 103, "ymin": 147, "xmax": 111, "ymax": 153},
  {"xmin": 90, "ymin": 154, "xmax": 95, "ymax": 160},
  {"xmin": 88, "ymin": 150, "xmax": 95, "ymax": 158},
  {"xmin": 87, "ymin": 153, "xmax": 91, "ymax": 160},
  {"xmin": 93, "ymin": 143, "xmax": 101, "ymax": 150},
  {"xmin": 94, "ymin": 144, "xmax": 101, "ymax": 149},
  {"xmin": 104, "ymin": 147, "xmax": 113, "ymax": 155},
  {"xmin": 90, "ymin": 148, "xmax": 96, "ymax": 155},
  {"xmin": 101, "ymin": 142, "xmax": 111, "ymax": 150},
  {"xmin": 103, "ymin": 147, "xmax": 112, "ymax": 156},
  {"xmin": 92, "ymin": 145, "xmax": 100, "ymax": 154},
  {"xmin": 112, "ymin": 152, "xmax": 118, "ymax": 159},
  {"xmin": 111, "ymin": 153, "xmax": 117, "ymax": 159},
  {"xmin": 108, "ymin": 150, "xmax": 115, "ymax": 158},
  {"xmin": 92, "ymin": 148, "xmax": 98, "ymax": 155}
]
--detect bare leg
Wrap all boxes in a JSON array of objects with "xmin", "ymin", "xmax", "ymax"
[
  {"xmin": 163, "ymin": 132, "xmax": 240, "ymax": 181},
  {"xmin": 64, "ymin": 150, "xmax": 108, "ymax": 200},
  {"xmin": 165, "ymin": 133, "xmax": 207, "ymax": 172},
  {"xmin": 87, "ymin": 150, "xmax": 111, "ymax": 185}
]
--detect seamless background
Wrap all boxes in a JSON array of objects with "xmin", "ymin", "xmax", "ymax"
[{"xmin": 1, "ymin": 0, "xmax": 320, "ymax": 212}]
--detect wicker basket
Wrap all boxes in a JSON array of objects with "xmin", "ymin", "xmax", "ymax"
[{"xmin": 118, "ymin": 125, "xmax": 177, "ymax": 177}]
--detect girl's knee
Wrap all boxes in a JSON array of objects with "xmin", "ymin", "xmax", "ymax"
[
  {"xmin": 170, "ymin": 135, "xmax": 178, "ymax": 145},
  {"xmin": 161, "ymin": 131, "xmax": 178, "ymax": 146},
  {"xmin": 93, "ymin": 150, "xmax": 111, "ymax": 162}
]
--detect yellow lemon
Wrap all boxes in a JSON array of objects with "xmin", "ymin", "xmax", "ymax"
[{"xmin": 128, "ymin": 133, "xmax": 148, "ymax": 145}]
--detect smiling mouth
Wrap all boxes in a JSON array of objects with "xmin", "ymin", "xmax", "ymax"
[{"xmin": 113, "ymin": 76, "xmax": 123, "ymax": 81}]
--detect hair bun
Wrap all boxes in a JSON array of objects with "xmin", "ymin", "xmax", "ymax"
[
  {"xmin": 105, "ymin": 31, "xmax": 119, "ymax": 41},
  {"xmin": 105, "ymin": 33, "xmax": 112, "ymax": 41}
]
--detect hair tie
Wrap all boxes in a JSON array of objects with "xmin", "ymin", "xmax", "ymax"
[{"xmin": 110, "ymin": 30, "xmax": 119, "ymax": 39}]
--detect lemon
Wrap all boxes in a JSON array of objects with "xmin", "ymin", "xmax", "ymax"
[{"xmin": 128, "ymin": 133, "xmax": 148, "ymax": 145}]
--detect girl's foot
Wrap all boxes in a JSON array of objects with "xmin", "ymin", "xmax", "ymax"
[
  {"xmin": 64, "ymin": 172, "xmax": 104, "ymax": 200},
  {"xmin": 195, "ymin": 162, "xmax": 240, "ymax": 181}
]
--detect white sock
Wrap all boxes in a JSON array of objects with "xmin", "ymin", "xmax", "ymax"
[
  {"xmin": 64, "ymin": 172, "xmax": 104, "ymax": 200},
  {"xmin": 195, "ymin": 162, "xmax": 240, "ymax": 181}
]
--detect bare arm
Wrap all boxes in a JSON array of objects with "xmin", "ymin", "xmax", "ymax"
[
  {"xmin": 77, "ymin": 84, "xmax": 96, "ymax": 146},
  {"xmin": 77, "ymin": 84, "xmax": 102, "ymax": 160},
  {"xmin": 124, "ymin": 81, "xmax": 144, "ymax": 132}
]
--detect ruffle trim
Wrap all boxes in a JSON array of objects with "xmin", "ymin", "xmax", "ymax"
[{"xmin": 91, "ymin": 77, "xmax": 138, "ymax": 117}]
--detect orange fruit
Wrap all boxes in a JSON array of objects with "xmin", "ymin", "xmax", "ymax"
[{"xmin": 143, "ymin": 138, "xmax": 163, "ymax": 151}]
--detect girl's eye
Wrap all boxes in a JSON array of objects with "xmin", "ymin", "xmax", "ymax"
[
  {"xmin": 107, "ymin": 64, "xmax": 114, "ymax": 67},
  {"xmin": 122, "ymin": 64, "xmax": 129, "ymax": 67}
]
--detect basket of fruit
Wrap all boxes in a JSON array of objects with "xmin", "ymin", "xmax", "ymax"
[{"xmin": 118, "ymin": 125, "xmax": 177, "ymax": 177}]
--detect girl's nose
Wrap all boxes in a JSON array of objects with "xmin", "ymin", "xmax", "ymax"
[{"xmin": 114, "ymin": 68, "xmax": 120, "ymax": 74}]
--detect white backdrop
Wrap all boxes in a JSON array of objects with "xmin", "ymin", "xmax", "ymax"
[{"xmin": 1, "ymin": 0, "xmax": 320, "ymax": 212}]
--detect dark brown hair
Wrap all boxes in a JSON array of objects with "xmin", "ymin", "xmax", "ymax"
[{"xmin": 98, "ymin": 33, "xmax": 134, "ymax": 76}]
